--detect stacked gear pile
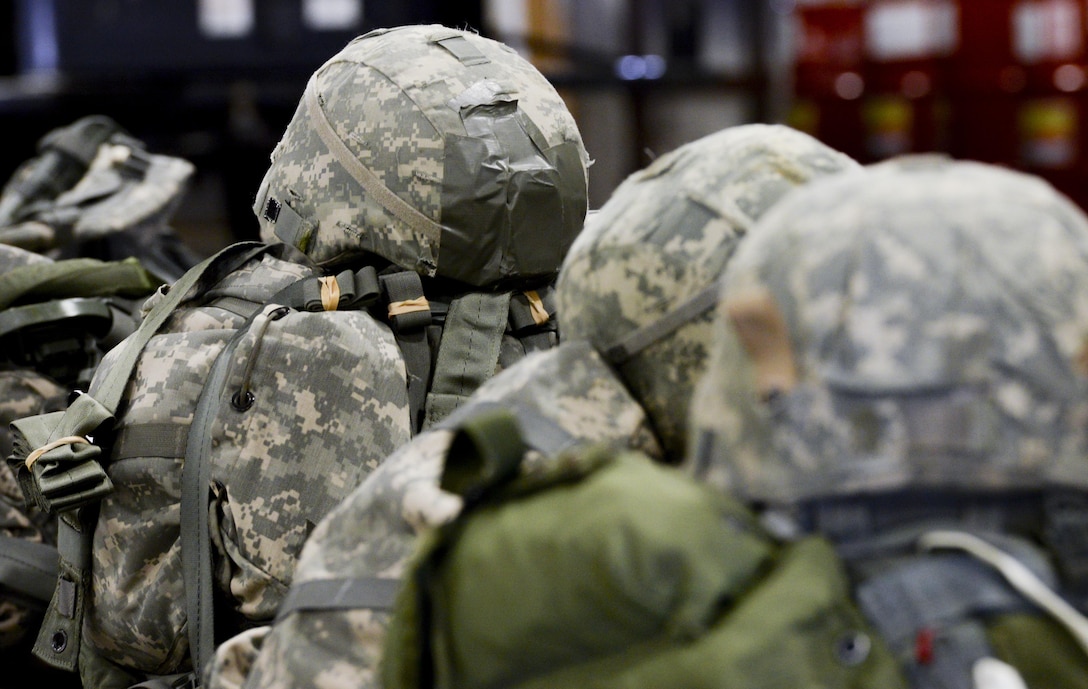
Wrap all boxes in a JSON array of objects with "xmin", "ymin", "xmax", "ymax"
[
  {"xmin": 0, "ymin": 115, "xmax": 201, "ymax": 283},
  {"xmin": 689, "ymin": 156, "xmax": 1088, "ymax": 686},
  {"xmin": 6, "ymin": 25, "xmax": 589, "ymax": 689},
  {"xmin": 0, "ymin": 113, "xmax": 194, "ymax": 681},
  {"xmin": 205, "ymin": 123, "xmax": 860, "ymax": 689}
]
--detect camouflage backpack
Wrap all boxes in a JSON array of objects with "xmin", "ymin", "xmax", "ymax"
[
  {"xmin": 690, "ymin": 157, "xmax": 1088, "ymax": 687},
  {"xmin": 8, "ymin": 24, "xmax": 587, "ymax": 689},
  {"xmin": 381, "ymin": 409, "xmax": 906, "ymax": 689}
]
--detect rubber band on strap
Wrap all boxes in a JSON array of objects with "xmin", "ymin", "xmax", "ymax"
[
  {"xmin": 389, "ymin": 297, "xmax": 430, "ymax": 318},
  {"xmin": 320, "ymin": 276, "xmax": 341, "ymax": 311},
  {"xmin": 25, "ymin": 436, "xmax": 90, "ymax": 469},
  {"xmin": 524, "ymin": 290, "xmax": 549, "ymax": 326}
]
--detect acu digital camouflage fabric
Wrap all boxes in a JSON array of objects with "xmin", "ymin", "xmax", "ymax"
[
  {"xmin": 557, "ymin": 123, "xmax": 860, "ymax": 458},
  {"xmin": 203, "ymin": 123, "xmax": 860, "ymax": 689},
  {"xmin": 78, "ymin": 249, "xmax": 413, "ymax": 680},
  {"xmin": 687, "ymin": 157, "xmax": 1088, "ymax": 686},
  {"xmin": 17, "ymin": 26, "xmax": 589, "ymax": 685},
  {"xmin": 689, "ymin": 156, "xmax": 1088, "ymax": 504},
  {"xmin": 253, "ymin": 24, "xmax": 589, "ymax": 287},
  {"xmin": 209, "ymin": 342, "xmax": 661, "ymax": 689}
]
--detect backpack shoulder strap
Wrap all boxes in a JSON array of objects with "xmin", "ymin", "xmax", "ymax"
[
  {"xmin": 378, "ymin": 271, "xmax": 434, "ymax": 432},
  {"xmin": 423, "ymin": 291, "xmax": 513, "ymax": 430}
]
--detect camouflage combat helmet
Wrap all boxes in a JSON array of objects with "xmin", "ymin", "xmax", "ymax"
[
  {"xmin": 690, "ymin": 156, "xmax": 1088, "ymax": 505},
  {"xmin": 253, "ymin": 25, "xmax": 590, "ymax": 287},
  {"xmin": 556, "ymin": 124, "xmax": 859, "ymax": 458}
]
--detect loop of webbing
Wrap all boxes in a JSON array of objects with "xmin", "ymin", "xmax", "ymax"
[
  {"xmin": 379, "ymin": 272, "xmax": 432, "ymax": 333},
  {"xmin": 25, "ymin": 436, "xmax": 89, "ymax": 469},
  {"xmin": 269, "ymin": 266, "xmax": 380, "ymax": 312},
  {"xmin": 509, "ymin": 286, "xmax": 557, "ymax": 334}
]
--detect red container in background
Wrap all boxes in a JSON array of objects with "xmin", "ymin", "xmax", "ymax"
[
  {"xmin": 788, "ymin": 0, "xmax": 1088, "ymax": 211},
  {"xmin": 789, "ymin": 0, "xmax": 868, "ymax": 161},
  {"xmin": 945, "ymin": 0, "xmax": 1023, "ymax": 167},
  {"xmin": 1010, "ymin": 0, "xmax": 1088, "ymax": 208},
  {"xmin": 862, "ymin": 0, "xmax": 956, "ymax": 159}
]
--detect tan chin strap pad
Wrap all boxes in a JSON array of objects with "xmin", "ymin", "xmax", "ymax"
[{"xmin": 726, "ymin": 289, "xmax": 798, "ymax": 400}]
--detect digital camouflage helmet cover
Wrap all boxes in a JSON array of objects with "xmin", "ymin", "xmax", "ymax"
[
  {"xmin": 691, "ymin": 157, "xmax": 1088, "ymax": 504},
  {"xmin": 557, "ymin": 124, "xmax": 860, "ymax": 458},
  {"xmin": 253, "ymin": 25, "xmax": 590, "ymax": 287}
]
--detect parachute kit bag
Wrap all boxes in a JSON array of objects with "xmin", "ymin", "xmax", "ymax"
[{"xmin": 383, "ymin": 410, "xmax": 906, "ymax": 689}]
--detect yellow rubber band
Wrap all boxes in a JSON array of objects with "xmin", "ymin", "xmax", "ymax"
[
  {"xmin": 388, "ymin": 297, "xmax": 430, "ymax": 318},
  {"xmin": 524, "ymin": 290, "xmax": 549, "ymax": 326},
  {"xmin": 320, "ymin": 276, "xmax": 341, "ymax": 311},
  {"xmin": 25, "ymin": 436, "xmax": 90, "ymax": 470}
]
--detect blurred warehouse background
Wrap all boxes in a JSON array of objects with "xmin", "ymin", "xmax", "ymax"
[{"xmin": 0, "ymin": 0, "xmax": 1085, "ymax": 256}]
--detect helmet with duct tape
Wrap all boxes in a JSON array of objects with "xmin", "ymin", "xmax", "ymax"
[
  {"xmin": 556, "ymin": 124, "xmax": 860, "ymax": 458},
  {"xmin": 690, "ymin": 156, "xmax": 1088, "ymax": 504},
  {"xmin": 253, "ymin": 25, "xmax": 590, "ymax": 288}
]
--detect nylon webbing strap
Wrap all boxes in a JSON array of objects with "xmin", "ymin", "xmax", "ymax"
[
  {"xmin": 96, "ymin": 242, "xmax": 270, "ymax": 413},
  {"xmin": 304, "ymin": 76, "xmax": 442, "ymax": 243},
  {"xmin": 181, "ymin": 301, "xmax": 266, "ymax": 682},
  {"xmin": 603, "ymin": 283, "xmax": 718, "ymax": 365},
  {"xmin": 274, "ymin": 576, "xmax": 402, "ymax": 621},
  {"xmin": 381, "ymin": 272, "xmax": 433, "ymax": 431},
  {"xmin": 423, "ymin": 291, "xmax": 512, "ymax": 430},
  {"xmin": 111, "ymin": 422, "xmax": 190, "ymax": 460},
  {"xmin": 269, "ymin": 266, "xmax": 380, "ymax": 312},
  {"xmin": 0, "ymin": 535, "xmax": 58, "ymax": 600}
]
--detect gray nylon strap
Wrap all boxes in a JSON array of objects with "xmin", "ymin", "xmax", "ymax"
[
  {"xmin": 0, "ymin": 536, "xmax": 58, "ymax": 600},
  {"xmin": 97, "ymin": 242, "xmax": 270, "ymax": 412},
  {"xmin": 304, "ymin": 76, "xmax": 442, "ymax": 242},
  {"xmin": 423, "ymin": 291, "xmax": 512, "ymax": 429},
  {"xmin": 112, "ymin": 422, "xmax": 189, "ymax": 460},
  {"xmin": 181, "ymin": 302, "xmax": 259, "ymax": 680},
  {"xmin": 274, "ymin": 577, "xmax": 402, "ymax": 621},
  {"xmin": 208, "ymin": 296, "xmax": 262, "ymax": 320},
  {"xmin": 604, "ymin": 283, "xmax": 718, "ymax": 365}
]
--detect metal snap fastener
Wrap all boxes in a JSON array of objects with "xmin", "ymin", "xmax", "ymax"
[
  {"xmin": 51, "ymin": 629, "xmax": 68, "ymax": 653},
  {"xmin": 836, "ymin": 631, "xmax": 871, "ymax": 666}
]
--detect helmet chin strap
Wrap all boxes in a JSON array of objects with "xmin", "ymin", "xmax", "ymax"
[{"xmin": 603, "ymin": 282, "xmax": 718, "ymax": 366}]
